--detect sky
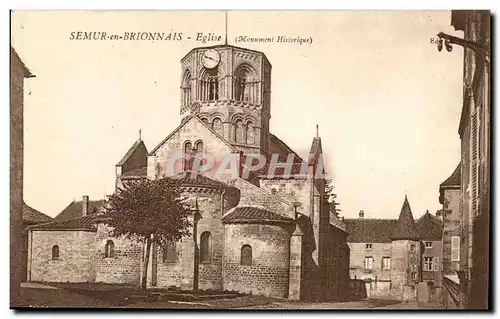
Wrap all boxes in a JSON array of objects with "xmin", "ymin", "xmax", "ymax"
[{"xmin": 11, "ymin": 11, "xmax": 465, "ymax": 219}]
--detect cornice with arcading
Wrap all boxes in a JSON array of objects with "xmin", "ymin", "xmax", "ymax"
[
  {"xmin": 180, "ymin": 100, "xmax": 263, "ymax": 114},
  {"xmin": 233, "ymin": 50, "xmax": 260, "ymax": 62},
  {"xmin": 180, "ymin": 185, "xmax": 240, "ymax": 197}
]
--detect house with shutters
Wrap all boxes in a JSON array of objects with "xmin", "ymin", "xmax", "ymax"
[{"xmin": 344, "ymin": 196, "xmax": 443, "ymax": 299}]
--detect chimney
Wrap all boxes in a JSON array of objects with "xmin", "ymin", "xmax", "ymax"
[
  {"xmin": 359, "ymin": 210, "xmax": 364, "ymax": 218},
  {"xmin": 82, "ymin": 195, "xmax": 89, "ymax": 216}
]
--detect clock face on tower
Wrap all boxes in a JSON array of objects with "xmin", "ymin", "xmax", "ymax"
[{"xmin": 201, "ymin": 49, "xmax": 221, "ymax": 69}]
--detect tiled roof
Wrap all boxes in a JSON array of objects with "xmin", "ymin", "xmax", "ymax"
[
  {"xmin": 223, "ymin": 206, "xmax": 293, "ymax": 224},
  {"xmin": 27, "ymin": 214, "xmax": 106, "ymax": 231},
  {"xmin": 268, "ymin": 134, "xmax": 303, "ymax": 163},
  {"xmin": 258, "ymin": 134, "xmax": 305, "ymax": 180},
  {"xmin": 54, "ymin": 199, "xmax": 106, "ymax": 221},
  {"xmin": 416, "ymin": 211, "xmax": 443, "ymax": 241},
  {"xmin": 344, "ymin": 219, "xmax": 398, "ymax": 243},
  {"xmin": 168, "ymin": 171, "xmax": 229, "ymax": 188},
  {"xmin": 390, "ymin": 196, "xmax": 421, "ymax": 240},
  {"xmin": 22, "ymin": 202, "xmax": 53, "ymax": 223},
  {"xmin": 258, "ymin": 163, "xmax": 307, "ymax": 180},
  {"xmin": 440, "ymin": 164, "xmax": 461, "ymax": 187},
  {"xmin": 117, "ymin": 139, "xmax": 147, "ymax": 166},
  {"xmin": 121, "ymin": 166, "xmax": 147, "ymax": 178}
]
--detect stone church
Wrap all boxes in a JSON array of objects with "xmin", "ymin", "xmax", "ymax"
[{"xmin": 26, "ymin": 44, "xmax": 351, "ymax": 301}]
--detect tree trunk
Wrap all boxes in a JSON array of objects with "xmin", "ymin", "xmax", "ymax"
[{"xmin": 141, "ymin": 236, "xmax": 152, "ymax": 290}]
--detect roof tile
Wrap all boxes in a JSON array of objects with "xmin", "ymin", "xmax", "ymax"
[
  {"xmin": 23, "ymin": 202, "xmax": 53, "ymax": 223},
  {"xmin": 54, "ymin": 199, "xmax": 106, "ymax": 221},
  {"xmin": 223, "ymin": 206, "xmax": 293, "ymax": 223}
]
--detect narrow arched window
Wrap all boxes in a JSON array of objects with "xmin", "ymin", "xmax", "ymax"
[
  {"xmin": 212, "ymin": 118, "xmax": 223, "ymax": 136},
  {"xmin": 235, "ymin": 119, "xmax": 245, "ymax": 144},
  {"xmin": 162, "ymin": 242, "xmax": 177, "ymax": 263},
  {"xmin": 183, "ymin": 141, "xmax": 192, "ymax": 171},
  {"xmin": 234, "ymin": 64, "xmax": 256, "ymax": 103},
  {"xmin": 200, "ymin": 69, "xmax": 218, "ymax": 101},
  {"xmin": 195, "ymin": 141, "xmax": 203, "ymax": 154},
  {"xmin": 105, "ymin": 240, "xmax": 115, "ymax": 258},
  {"xmin": 241, "ymin": 245, "xmax": 252, "ymax": 266},
  {"xmin": 51, "ymin": 245, "xmax": 59, "ymax": 260},
  {"xmin": 182, "ymin": 70, "xmax": 192, "ymax": 106},
  {"xmin": 200, "ymin": 231, "xmax": 211, "ymax": 263},
  {"xmin": 246, "ymin": 121, "xmax": 254, "ymax": 145}
]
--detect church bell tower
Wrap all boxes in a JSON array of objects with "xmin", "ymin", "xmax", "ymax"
[{"xmin": 179, "ymin": 45, "xmax": 272, "ymax": 155}]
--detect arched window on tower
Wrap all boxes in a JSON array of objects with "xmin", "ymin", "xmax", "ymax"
[
  {"xmin": 241, "ymin": 245, "xmax": 252, "ymax": 266},
  {"xmin": 200, "ymin": 68, "xmax": 219, "ymax": 101},
  {"xmin": 246, "ymin": 121, "xmax": 254, "ymax": 145},
  {"xmin": 235, "ymin": 119, "xmax": 245, "ymax": 144},
  {"xmin": 182, "ymin": 70, "xmax": 192, "ymax": 106},
  {"xmin": 200, "ymin": 231, "xmax": 211, "ymax": 263},
  {"xmin": 184, "ymin": 141, "xmax": 193, "ymax": 171},
  {"xmin": 234, "ymin": 64, "xmax": 257, "ymax": 103},
  {"xmin": 212, "ymin": 117, "xmax": 223, "ymax": 136}
]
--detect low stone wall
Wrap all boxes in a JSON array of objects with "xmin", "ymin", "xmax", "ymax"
[
  {"xmin": 365, "ymin": 280, "xmax": 391, "ymax": 299},
  {"xmin": 29, "ymin": 230, "xmax": 96, "ymax": 283}
]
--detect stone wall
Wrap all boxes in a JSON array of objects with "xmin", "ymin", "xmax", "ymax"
[
  {"xmin": 29, "ymin": 230, "xmax": 96, "ymax": 283},
  {"xmin": 153, "ymin": 190, "xmax": 238, "ymax": 291},
  {"xmin": 390, "ymin": 240, "xmax": 421, "ymax": 299},
  {"xmin": 348, "ymin": 242, "xmax": 392, "ymax": 281},
  {"xmin": 234, "ymin": 178, "xmax": 293, "ymax": 218},
  {"xmin": 365, "ymin": 280, "xmax": 391, "ymax": 299},
  {"xmin": 148, "ymin": 116, "xmax": 235, "ymax": 180},
  {"xmin": 94, "ymin": 224, "xmax": 143, "ymax": 285},
  {"xmin": 154, "ymin": 238, "xmax": 189, "ymax": 289},
  {"xmin": 223, "ymin": 223, "xmax": 293, "ymax": 298},
  {"xmin": 259, "ymin": 179, "xmax": 310, "ymax": 217}
]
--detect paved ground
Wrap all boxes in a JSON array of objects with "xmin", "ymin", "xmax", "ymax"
[
  {"xmin": 241, "ymin": 298, "xmax": 401, "ymax": 309},
  {"xmin": 13, "ymin": 284, "xmax": 445, "ymax": 310}
]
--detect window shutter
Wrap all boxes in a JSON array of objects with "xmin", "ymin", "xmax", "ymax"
[
  {"xmin": 451, "ymin": 236, "xmax": 460, "ymax": 261},
  {"xmin": 433, "ymin": 257, "xmax": 439, "ymax": 271},
  {"xmin": 471, "ymin": 106, "xmax": 480, "ymax": 217}
]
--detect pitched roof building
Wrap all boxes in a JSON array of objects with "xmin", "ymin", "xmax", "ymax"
[{"xmin": 345, "ymin": 196, "xmax": 443, "ymax": 295}]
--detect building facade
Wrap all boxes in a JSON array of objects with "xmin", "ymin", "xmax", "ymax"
[
  {"xmin": 345, "ymin": 197, "xmax": 443, "ymax": 301},
  {"xmin": 26, "ymin": 43, "xmax": 351, "ymax": 301},
  {"xmin": 438, "ymin": 164, "xmax": 461, "ymax": 276},
  {"xmin": 439, "ymin": 10, "xmax": 490, "ymax": 309},
  {"xmin": 10, "ymin": 47, "xmax": 35, "ymax": 306}
]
